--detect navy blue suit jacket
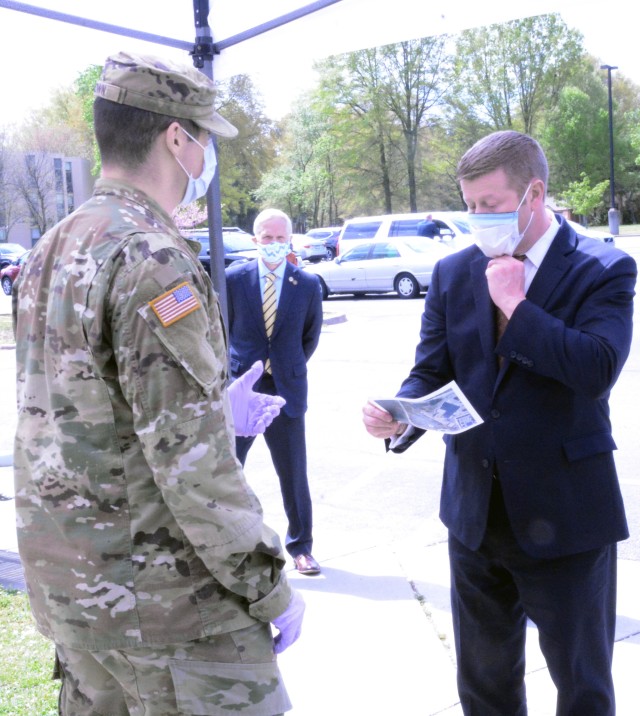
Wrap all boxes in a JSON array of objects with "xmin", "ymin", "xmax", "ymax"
[
  {"xmin": 394, "ymin": 217, "xmax": 636, "ymax": 558},
  {"xmin": 225, "ymin": 259, "xmax": 323, "ymax": 418}
]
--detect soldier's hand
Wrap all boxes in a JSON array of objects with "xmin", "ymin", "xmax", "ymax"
[
  {"xmin": 272, "ymin": 590, "xmax": 305, "ymax": 654},
  {"xmin": 228, "ymin": 361, "xmax": 286, "ymax": 437}
]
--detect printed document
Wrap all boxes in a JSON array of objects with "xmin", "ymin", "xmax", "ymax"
[{"xmin": 372, "ymin": 381, "xmax": 483, "ymax": 434}]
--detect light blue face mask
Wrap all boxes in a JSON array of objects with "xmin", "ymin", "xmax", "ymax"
[
  {"xmin": 175, "ymin": 128, "xmax": 217, "ymax": 206},
  {"xmin": 466, "ymin": 183, "xmax": 533, "ymax": 257},
  {"xmin": 256, "ymin": 241, "xmax": 291, "ymax": 265}
]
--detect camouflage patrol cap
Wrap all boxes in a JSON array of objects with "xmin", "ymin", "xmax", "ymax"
[{"xmin": 95, "ymin": 51, "xmax": 238, "ymax": 138}]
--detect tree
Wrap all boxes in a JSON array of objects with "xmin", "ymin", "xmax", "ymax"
[
  {"xmin": 0, "ymin": 132, "xmax": 25, "ymax": 239},
  {"xmin": 559, "ymin": 173, "xmax": 610, "ymax": 223},
  {"xmin": 213, "ymin": 74, "xmax": 277, "ymax": 228},
  {"xmin": 377, "ymin": 37, "xmax": 454, "ymax": 211},
  {"xmin": 316, "ymin": 37, "xmax": 455, "ymax": 214},
  {"xmin": 454, "ymin": 14, "xmax": 584, "ymax": 135},
  {"xmin": 13, "ymin": 150, "xmax": 57, "ymax": 236}
]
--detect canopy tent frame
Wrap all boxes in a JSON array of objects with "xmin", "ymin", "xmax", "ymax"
[{"xmin": 0, "ymin": 0, "xmax": 344, "ymax": 319}]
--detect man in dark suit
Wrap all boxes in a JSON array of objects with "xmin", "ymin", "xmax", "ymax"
[
  {"xmin": 226, "ymin": 208, "xmax": 324, "ymax": 575},
  {"xmin": 416, "ymin": 213, "xmax": 440, "ymax": 238},
  {"xmin": 363, "ymin": 131, "xmax": 636, "ymax": 715}
]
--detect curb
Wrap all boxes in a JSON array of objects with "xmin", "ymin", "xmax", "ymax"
[{"xmin": 322, "ymin": 311, "xmax": 347, "ymax": 326}]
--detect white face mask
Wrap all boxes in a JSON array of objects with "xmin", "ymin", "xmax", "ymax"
[
  {"xmin": 467, "ymin": 183, "xmax": 533, "ymax": 257},
  {"xmin": 175, "ymin": 128, "xmax": 217, "ymax": 206},
  {"xmin": 256, "ymin": 241, "xmax": 291, "ymax": 265}
]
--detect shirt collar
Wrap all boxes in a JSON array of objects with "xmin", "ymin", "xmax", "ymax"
[
  {"xmin": 521, "ymin": 212, "xmax": 560, "ymax": 270},
  {"xmin": 258, "ymin": 258, "xmax": 287, "ymax": 280}
]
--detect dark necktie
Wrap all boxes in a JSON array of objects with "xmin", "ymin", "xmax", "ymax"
[
  {"xmin": 495, "ymin": 254, "xmax": 526, "ymax": 343},
  {"xmin": 263, "ymin": 272, "xmax": 277, "ymax": 374}
]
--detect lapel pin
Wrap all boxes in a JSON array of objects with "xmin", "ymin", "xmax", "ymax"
[{"xmin": 289, "ymin": 276, "xmax": 298, "ymax": 286}]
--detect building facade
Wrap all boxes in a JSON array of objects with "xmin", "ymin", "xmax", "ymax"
[{"xmin": 0, "ymin": 151, "xmax": 94, "ymax": 249}]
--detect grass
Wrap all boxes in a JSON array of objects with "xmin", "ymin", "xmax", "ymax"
[
  {"xmin": 0, "ymin": 589, "xmax": 58, "ymax": 715},
  {"xmin": 0, "ymin": 316, "xmax": 13, "ymax": 347}
]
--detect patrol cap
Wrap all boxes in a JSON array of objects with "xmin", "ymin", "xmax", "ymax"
[{"xmin": 95, "ymin": 51, "xmax": 238, "ymax": 138}]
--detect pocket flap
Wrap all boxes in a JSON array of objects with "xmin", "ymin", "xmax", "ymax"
[
  {"xmin": 563, "ymin": 432, "xmax": 617, "ymax": 462},
  {"xmin": 170, "ymin": 659, "xmax": 291, "ymax": 715}
]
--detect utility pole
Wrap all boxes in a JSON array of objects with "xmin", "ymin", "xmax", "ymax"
[{"xmin": 601, "ymin": 64, "xmax": 619, "ymax": 235}]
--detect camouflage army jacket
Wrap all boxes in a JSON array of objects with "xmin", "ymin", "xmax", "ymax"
[{"xmin": 12, "ymin": 179, "xmax": 292, "ymax": 649}]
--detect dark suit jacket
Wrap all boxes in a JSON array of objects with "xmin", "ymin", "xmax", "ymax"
[
  {"xmin": 225, "ymin": 259, "xmax": 323, "ymax": 418},
  {"xmin": 394, "ymin": 217, "xmax": 636, "ymax": 558}
]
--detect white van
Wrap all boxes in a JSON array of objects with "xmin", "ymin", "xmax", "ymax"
[{"xmin": 336, "ymin": 211, "xmax": 472, "ymax": 256}]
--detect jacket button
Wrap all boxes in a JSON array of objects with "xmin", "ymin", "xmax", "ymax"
[
  {"xmin": 490, "ymin": 409, "xmax": 500, "ymax": 419},
  {"xmin": 481, "ymin": 458, "xmax": 490, "ymax": 469}
]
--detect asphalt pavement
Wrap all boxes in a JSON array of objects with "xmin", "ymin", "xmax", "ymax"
[{"xmin": 1, "ymin": 250, "xmax": 639, "ymax": 715}]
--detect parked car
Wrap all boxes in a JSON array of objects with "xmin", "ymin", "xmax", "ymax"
[
  {"xmin": 290, "ymin": 233, "xmax": 326, "ymax": 263},
  {"xmin": 0, "ymin": 242, "xmax": 27, "ymax": 270},
  {"xmin": 336, "ymin": 211, "xmax": 472, "ymax": 257},
  {"xmin": 566, "ymin": 219, "xmax": 615, "ymax": 245},
  {"xmin": 304, "ymin": 237, "xmax": 453, "ymax": 299},
  {"xmin": 1, "ymin": 249, "xmax": 31, "ymax": 295},
  {"xmin": 183, "ymin": 229, "xmax": 257, "ymax": 274},
  {"xmin": 305, "ymin": 227, "xmax": 342, "ymax": 260}
]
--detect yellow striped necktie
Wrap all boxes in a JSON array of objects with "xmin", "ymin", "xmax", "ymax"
[{"xmin": 263, "ymin": 272, "xmax": 277, "ymax": 374}]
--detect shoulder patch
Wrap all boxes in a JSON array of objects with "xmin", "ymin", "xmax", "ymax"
[{"xmin": 149, "ymin": 281, "xmax": 201, "ymax": 327}]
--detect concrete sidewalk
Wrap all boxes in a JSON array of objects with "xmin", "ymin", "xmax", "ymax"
[
  {"xmin": 2, "ymin": 466, "xmax": 640, "ymax": 714},
  {"xmin": 1, "ymin": 288, "xmax": 640, "ymax": 714}
]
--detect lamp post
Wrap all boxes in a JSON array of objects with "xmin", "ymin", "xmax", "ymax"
[{"xmin": 601, "ymin": 64, "xmax": 619, "ymax": 235}]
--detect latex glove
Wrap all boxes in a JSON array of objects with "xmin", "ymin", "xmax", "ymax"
[
  {"xmin": 228, "ymin": 361, "xmax": 286, "ymax": 437},
  {"xmin": 272, "ymin": 590, "xmax": 305, "ymax": 654}
]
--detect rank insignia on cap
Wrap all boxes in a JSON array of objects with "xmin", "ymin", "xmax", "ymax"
[{"xmin": 149, "ymin": 281, "xmax": 201, "ymax": 327}]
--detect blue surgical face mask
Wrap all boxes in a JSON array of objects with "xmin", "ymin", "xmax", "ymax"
[
  {"xmin": 175, "ymin": 128, "xmax": 217, "ymax": 206},
  {"xmin": 467, "ymin": 183, "xmax": 533, "ymax": 257},
  {"xmin": 256, "ymin": 241, "xmax": 291, "ymax": 265}
]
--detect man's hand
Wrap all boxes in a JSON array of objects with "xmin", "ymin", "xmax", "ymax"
[
  {"xmin": 228, "ymin": 361, "xmax": 286, "ymax": 437},
  {"xmin": 272, "ymin": 590, "xmax": 305, "ymax": 654},
  {"xmin": 485, "ymin": 255, "xmax": 526, "ymax": 319},
  {"xmin": 362, "ymin": 400, "xmax": 406, "ymax": 439}
]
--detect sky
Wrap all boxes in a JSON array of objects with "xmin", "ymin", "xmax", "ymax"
[{"xmin": 0, "ymin": 1, "xmax": 636, "ymax": 128}]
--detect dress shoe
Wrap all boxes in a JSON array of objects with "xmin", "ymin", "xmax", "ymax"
[{"xmin": 293, "ymin": 553, "xmax": 321, "ymax": 575}]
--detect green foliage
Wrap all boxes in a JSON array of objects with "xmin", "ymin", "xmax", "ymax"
[
  {"xmin": 453, "ymin": 14, "xmax": 584, "ymax": 135},
  {"xmin": 74, "ymin": 65, "xmax": 103, "ymax": 174},
  {"xmin": 4, "ymin": 15, "xmax": 640, "ymax": 227},
  {"xmin": 0, "ymin": 316, "xmax": 14, "ymax": 346},
  {"xmin": 0, "ymin": 589, "xmax": 58, "ymax": 715},
  {"xmin": 540, "ymin": 85, "xmax": 610, "ymax": 193},
  {"xmin": 213, "ymin": 74, "xmax": 277, "ymax": 228},
  {"xmin": 559, "ymin": 173, "xmax": 610, "ymax": 218}
]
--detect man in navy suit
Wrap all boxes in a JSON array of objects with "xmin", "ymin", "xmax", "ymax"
[
  {"xmin": 416, "ymin": 213, "xmax": 440, "ymax": 239},
  {"xmin": 363, "ymin": 131, "xmax": 636, "ymax": 714},
  {"xmin": 226, "ymin": 209, "xmax": 323, "ymax": 575}
]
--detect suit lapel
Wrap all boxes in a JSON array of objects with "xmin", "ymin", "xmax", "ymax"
[
  {"xmin": 272, "ymin": 262, "xmax": 298, "ymax": 338},
  {"xmin": 241, "ymin": 262, "xmax": 266, "ymax": 335},
  {"xmin": 471, "ymin": 253, "xmax": 496, "ymax": 363},
  {"xmin": 526, "ymin": 229, "xmax": 575, "ymax": 309}
]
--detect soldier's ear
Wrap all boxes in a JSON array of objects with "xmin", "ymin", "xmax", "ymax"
[{"xmin": 165, "ymin": 122, "xmax": 185, "ymax": 156}]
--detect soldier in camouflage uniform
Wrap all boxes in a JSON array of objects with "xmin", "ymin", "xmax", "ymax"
[{"xmin": 12, "ymin": 51, "xmax": 303, "ymax": 716}]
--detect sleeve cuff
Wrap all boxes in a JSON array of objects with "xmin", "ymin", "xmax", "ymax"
[{"xmin": 248, "ymin": 573, "xmax": 293, "ymax": 623}]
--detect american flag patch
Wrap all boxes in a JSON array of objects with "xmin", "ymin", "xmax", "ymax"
[{"xmin": 149, "ymin": 281, "xmax": 201, "ymax": 327}]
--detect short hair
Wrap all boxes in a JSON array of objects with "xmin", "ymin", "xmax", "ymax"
[
  {"xmin": 456, "ymin": 130, "xmax": 549, "ymax": 197},
  {"xmin": 253, "ymin": 208, "xmax": 292, "ymax": 237},
  {"xmin": 94, "ymin": 97, "xmax": 200, "ymax": 169}
]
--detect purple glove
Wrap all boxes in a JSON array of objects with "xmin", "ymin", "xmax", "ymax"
[
  {"xmin": 272, "ymin": 590, "xmax": 305, "ymax": 654},
  {"xmin": 228, "ymin": 360, "xmax": 286, "ymax": 437}
]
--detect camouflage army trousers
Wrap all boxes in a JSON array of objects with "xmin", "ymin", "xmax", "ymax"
[{"xmin": 54, "ymin": 622, "xmax": 291, "ymax": 716}]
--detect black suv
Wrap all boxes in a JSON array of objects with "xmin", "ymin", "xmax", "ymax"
[{"xmin": 184, "ymin": 229, "xmax": 257, "ymax": 274}]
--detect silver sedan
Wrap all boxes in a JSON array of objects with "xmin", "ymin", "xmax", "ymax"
[{"xmin": 304, "ymin": 238, "xmax": 453, "ymax": 299}]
